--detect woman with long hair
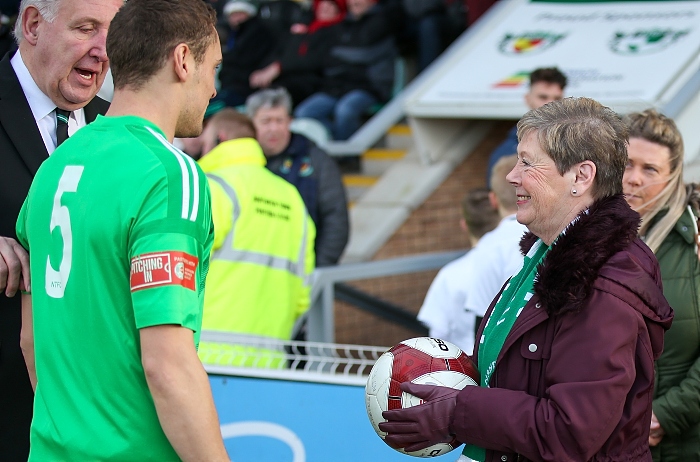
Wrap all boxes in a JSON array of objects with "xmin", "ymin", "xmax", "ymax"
[{"xmin": 623, "ymin": 109, "xmax": 700, "ymax": 461}]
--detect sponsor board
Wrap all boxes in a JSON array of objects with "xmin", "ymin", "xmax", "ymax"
[{"xmin": 412, "ymin": 0, "xmax": 700, "ymax": 109}]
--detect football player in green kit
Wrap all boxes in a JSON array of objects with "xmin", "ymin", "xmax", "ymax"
[{"xmin": 15, "ymin": 0, "xmax": 229, "ymax": 460}]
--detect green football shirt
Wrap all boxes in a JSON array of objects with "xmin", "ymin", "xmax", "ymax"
[{"xmin": 16, "ymin": 115, "xmax": 214, "ymax": 461}]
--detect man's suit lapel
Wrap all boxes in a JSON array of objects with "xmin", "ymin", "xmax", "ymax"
[
  {"xmin": 0, "ymin": 53, "xmax": 49, "ymax": 176},
  {"xmin": 84, "ymin": 96, "xmax": 110, "ymax": 124}
]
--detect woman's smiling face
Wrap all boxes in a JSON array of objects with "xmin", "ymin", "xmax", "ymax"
[{"xmin": 507, "ymin": 132, "xmax": 579, "ymax": 245}]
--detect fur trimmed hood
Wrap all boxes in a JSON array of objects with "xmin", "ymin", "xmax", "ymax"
[{"xmin": 520, "ymin": 194, "xmax": 667, "ymax": 318}]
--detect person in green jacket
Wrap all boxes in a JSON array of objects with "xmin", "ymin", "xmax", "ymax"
[{"xmin": 623, "ymin": 109, "xmax": 700, "ymax": 461}]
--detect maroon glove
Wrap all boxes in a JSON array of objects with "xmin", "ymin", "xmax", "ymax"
[{"xmin": 379, "ymin": 381, "xmax": 460, "ymax": 452}]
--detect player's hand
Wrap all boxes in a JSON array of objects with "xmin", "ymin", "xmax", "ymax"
[
  {"xmin": 379, "ymin": 382, "xmax": 460, "ymax": 452},
  {"xmin": 0, "ymin": 236, "xmax": 30, "ymax": 297}
]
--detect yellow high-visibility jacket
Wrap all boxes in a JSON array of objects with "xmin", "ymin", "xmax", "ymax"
[{"xmin": 197, "ymin": 138, "xmax": 315, "ymax": 367}]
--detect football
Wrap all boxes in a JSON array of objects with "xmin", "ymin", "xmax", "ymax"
[{"xmin": 365, "ymin": 337, "xmax": 480, "ymax": 458}]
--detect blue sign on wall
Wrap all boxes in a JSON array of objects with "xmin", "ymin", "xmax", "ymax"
[{"xmin": 210, "ymin": 375, "xmax": 461, "ymax": 462}]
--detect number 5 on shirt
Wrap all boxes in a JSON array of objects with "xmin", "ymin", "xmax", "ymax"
[{"xmin": 46, "ymin": 166, "xmax": 84, "ymax": 299}]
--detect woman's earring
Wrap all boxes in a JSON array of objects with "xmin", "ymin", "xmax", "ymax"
[{"xmin": 572, "ymin": 189, "xmax": 577, "ymax": 195}]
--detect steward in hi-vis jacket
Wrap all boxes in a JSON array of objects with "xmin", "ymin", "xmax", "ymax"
[{"xmin": 197, "ymin": 137, "xmax": 315, "ymax": 367}]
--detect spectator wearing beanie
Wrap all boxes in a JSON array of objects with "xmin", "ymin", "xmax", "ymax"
[{"xmin": 217, "ymin": 0, "xmax": 277, "ymax": 107}]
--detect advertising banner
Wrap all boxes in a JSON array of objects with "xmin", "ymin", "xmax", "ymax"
[
  {"xmin": 411, "ymin": 0, "xmax": 700, "ymax": 114},
  {"xmin": 210, "ymin": 375, "xmax": 459, "ymax": 462}
]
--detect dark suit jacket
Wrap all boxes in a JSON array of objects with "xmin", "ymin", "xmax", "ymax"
[{"xmin": 0, "ymin": 51, "xmax": 109, "ymax": 461}]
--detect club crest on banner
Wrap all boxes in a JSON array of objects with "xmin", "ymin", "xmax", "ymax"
[
  {"xmin": 610, "ymin": 29, "xmax": 690, "ymax": 55},
  {"xmin": 499, "ymin": 32, "xmax": 566, "ymax": 55}
]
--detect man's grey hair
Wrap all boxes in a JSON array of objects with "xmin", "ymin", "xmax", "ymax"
[
  {"xmin": 245, "ymin": 87, "xmax": 293, "ymax": 119},
  {"xmin": 13, "ymin": 0, "xmax": 62, "ymax": 44}
]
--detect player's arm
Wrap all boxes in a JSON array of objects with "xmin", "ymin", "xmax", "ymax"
[
  {"xmin": 141, "ymin": 324, "xmax": 228, "ymax": 462},
  {"xmin": 20, "ymin": 292, "xmax": 36, "ymax": 391}
]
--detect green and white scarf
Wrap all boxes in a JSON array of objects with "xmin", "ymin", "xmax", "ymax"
[{"xmin": 462, "ymin": 239, "xmax": 550, "ymax": 461}]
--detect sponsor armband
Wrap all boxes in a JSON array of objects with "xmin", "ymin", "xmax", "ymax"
[{"xmin": 130, "ymin": 251, "xmax": 198, "ymax": 292}]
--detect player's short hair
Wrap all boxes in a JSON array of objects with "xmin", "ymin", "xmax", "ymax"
[
  {"xmin": 208, "ymin": 108, "xmax": 257, "ymax": 141},
  {"xmin": 246, "ymin": 87, "xmax": 293, "ymax": 119},
  {"xmin": 107, "ymin": 0, "xmax": 217, "ymax": 90},
  {"xmin": 490, "ymin": 154, "xmax": 517, "ymax": 212},
  {"xmin": 530, "ymin": 67, "xmax": 567, "ymax": 90},
  {"xmin": 461, "ymin": 187, "xmax": 500, "ymax": 239}
]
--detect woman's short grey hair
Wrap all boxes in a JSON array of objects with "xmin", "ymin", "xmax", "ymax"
[
  {"xmin": 245, "ymin": 87, "xmax": 293, "ymax": 119},
  {"xmin": 517, "ymin": 97, "xmax": 628, "ymax": 200},
  {"xmin": 13, "ymin": 0, "xmax": 62, "ymax": 43}
]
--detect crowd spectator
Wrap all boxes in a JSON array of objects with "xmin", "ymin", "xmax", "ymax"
[
  {"xmin": 294, "ymin": 0, "xmax": 397, "ymax": 140},
  {"xmin": 257, "ymin": 0, "xmax": 314, "ymax": 44},
  {"xmin": 0, "ymin": 0, "xmax": 117, "ymax": 458},
  {"xmin": 401, "ymin": 0, "xmax": 466, "ymax": 72},
  {"xmin": 16, "ymin": 0, "xmax": 229, "ymax": 459},
  {"xmin": 417, "ymin": 187, "xmax": 500, "ymax": 354},
  {"xmin": 196, "ymin": 109, "xmax": 315, "ymax": 368},
  {"xmin": 622, "ymin": 109, "xmax": 700, "ymax": 460},
  {"xmin": 247, "ymin": 87, "xmax": 349, "ymax": 267},
  {"xmin": 217, "ymin": 0, "xmax": 277, "ymax": 107},
  {"xmin": 486, "ymin": 67, "xmax": 567, "ymax": 186},
  {"xmin": 250, "ymin": 0, "xmax": 347, "ymax": 106}
]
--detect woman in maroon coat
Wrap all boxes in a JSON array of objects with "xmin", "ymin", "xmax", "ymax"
[{"xmin": 380, "ymin": 97, "xmax": 674, "ymax": 462}]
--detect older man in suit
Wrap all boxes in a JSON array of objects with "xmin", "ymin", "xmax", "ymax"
[{"xmin": 0, "ymin": 0, "xmax": 121, "ymax": 459}]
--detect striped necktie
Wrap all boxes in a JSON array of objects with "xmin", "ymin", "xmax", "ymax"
[{"xmin": 55, "ymin": 108, "xmax": 71, "ymax": 146}]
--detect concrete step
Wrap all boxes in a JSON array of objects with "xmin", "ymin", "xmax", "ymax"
[
  {"xmin": 340, "ymin": 125, "xmax": 414, "ymax": 222},
  {"xmin": 342, "ymin": 174, "xmax": 379, "ymax": 204},
  {"xmin": 361, "ymin": 148, "xmax": 407, "ymax": 177},
  {"xmin": 384, "ymin": 124, "xmax": 414, "ymax": 150}
]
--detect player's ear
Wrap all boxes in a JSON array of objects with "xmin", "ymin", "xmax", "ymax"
[{"xmin": 172, "ymin": 43, "xmax": 191, "ymax": 83}]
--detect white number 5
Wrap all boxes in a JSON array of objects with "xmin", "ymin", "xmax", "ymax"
[{"xmin": 46, "ymin": 166, "xmax": 84, "ymax": 298}]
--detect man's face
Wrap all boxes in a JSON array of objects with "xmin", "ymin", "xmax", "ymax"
[
  {"xmin": 347, "ymin": 0, "xmax": 375, "ymax": 17},
  {"xmin": 176, "ymin": 37, "xmax": 222, "ymax": 139},
  {"xmin": 251, "ymin": 106, "xmax": 292, "ymax": 157},
  {"xmin": 524, "ymin": 81, "xmax": 564, "ymax": 110},
  {"xmin": 227, "ymin": 11, "xmax": 250, "ymax": 28},
  {"xmin": 23, "ymin": 0, "xmax": 122, "ymax": 110},
  {"xmin": 317, "ymin": 1, "xmax": 341, "ymax": 21}
]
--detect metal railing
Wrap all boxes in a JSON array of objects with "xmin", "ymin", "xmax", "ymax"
[
  {"xmin": 200, "ymin": 331, "xmax": 386, "ymax": 385},
  {"xmin": 303, "ymin": 250, "xmax": 465, "ymax": 343}
]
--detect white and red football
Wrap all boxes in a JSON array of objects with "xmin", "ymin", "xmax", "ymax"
[{"xmin": 365, "ymin": 337, "xmax": 480, "ymax": 458}]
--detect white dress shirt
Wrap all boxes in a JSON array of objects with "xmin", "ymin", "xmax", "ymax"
[{"xmin": 11, "ymin": 50, "xmax": 87, "ymax": 155}]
